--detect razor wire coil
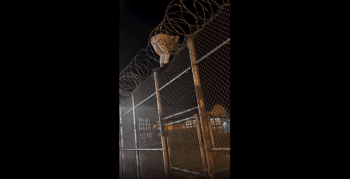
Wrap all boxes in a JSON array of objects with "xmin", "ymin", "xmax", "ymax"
[{"xmin": 119, "ymin": 0, "xmax": 230, "ymax": 103}]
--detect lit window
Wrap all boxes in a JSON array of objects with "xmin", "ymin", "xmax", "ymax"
[
  {"xmin": 187, "ymin": 120, "xmax": 193, "ymax": 128},
  {"xmin": 215, "ymin": 118, "xmax": 221, "ymax": 125},
  {"xmin": 210, "ymin": 118, "xmax": 215, "ymax": 126}
]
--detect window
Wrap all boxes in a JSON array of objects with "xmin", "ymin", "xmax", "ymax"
[
  {"xmin": 216, "ymin": 118, "xmax": 223, "ymax": 133},
  {"xmin": 185, "ymin": 120, "xmax": 190, "ymax": 128},
  {"xmin": 186, "ymin": 120, "xmax": 196, "ymax": 129},
  {"xmin": 210, "ymin": 118, "xmax": 223, "ymax": 132},
  {"xmin": 139, "ymin": 118, "xmax": 151, "ymax": 131},
  {"xmin": 215, "ymin": 118, "xmax": 221, "ymax": 125},
  {"xmin": 210, "ymin": 118, "xmax": 215, "ymax": 126},
  {"xmin": 138, "ymin": 118, "xmax": 153, "ymax": 140},
  {"xmin": 210, "ymin": 118, "xmax": 215, "ymax": 130}
]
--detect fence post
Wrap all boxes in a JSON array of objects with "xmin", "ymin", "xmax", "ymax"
[
  {"xmin": 194, "ymin": 114, "xmax": 209, "ymax": 175},
  {"xmin": 154, "ymin": 71, "xmax": 171, "ymax": 179},
  {"xmin": 187, "ymin": 35, "xmax": 216, "ymax": 179},
  {"xmin": 120, "ymin": 106, "xmax": 124, "ymax": 179},
  {"xmin": 132, "ymin": 93, "xmax": 141, "ymax": 179}
]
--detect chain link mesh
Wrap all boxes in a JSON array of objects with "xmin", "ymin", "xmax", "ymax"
[
  {"xmin": 122, "ymin": 150, "xmax": 138, "ymax": 179},
  {"xmin": 119, "ymin": 0, "xmax": 230, "ymax": 103},
  {"xmin": 172, "ymin": 170, "xmax": 206, "ymax": 179},
  {"xmin": 119, "ymin": 126, "xmax": 123, "ymax": 179},
  {"xmin": 209, "ymin": 114, "xmax": 230, "ymax": 148},
  {"xmin": 122, "ymin": 111, "xmax": 136, "ymax": 149},
  {"xmin": 120, "ymin": 3, "xmax": 230, "ymax": 179},
  {"xmin": 194, "ymin": 4, "xmax": 230, "ymax": 179},
  {"xmin": 119, "ymin": 150, "xmax": 122, "ymax": 179},
  {"xmin": 158, "ymin": 46, "xmax": 191, "ymax": 88},
  {"xmin": 121, "ymin": 97, "xmax": 133, "ymax": 117},
  {"xmin": 166, "ymin": 119, "xmax": 205, "ymax": 174},
  {"xmin": 213, "ymin": 151, "xmax": 230, "ymax": 179},
  {"xmin": 135, "ymin": 96, "xmax": 162, "ymax": 149},
  {"xmin": 193, "ymin": 5, "xmax": 230, "ymax": 60},
  {"xmin": 133, "ymin": 73, "xmax": 156, "ymax": 105},
  {"xmin": 139, "ymin": 150, "xmax": 166, "ymax": 179},
  {"xmin": 160, "ymin": 71, "xmax": 198, "ymax": 118}
]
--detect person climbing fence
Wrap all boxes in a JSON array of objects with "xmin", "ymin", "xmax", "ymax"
[{"xmin": 151, "ymin": 33, "xmax": 180, "ymax": 71}]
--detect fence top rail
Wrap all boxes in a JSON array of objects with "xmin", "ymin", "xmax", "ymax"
[
  {"xmin": 162, "ymin": 107, "xmax": 198, "ymax": 121},
  {"xmin": 171, "ymin": 167, "xmax": 207, "ymax": 177},
  {"xmin": 196, "ymin": 38, "xmax": 230, "ymax": 64},
  {"xmin": 122, "ymin": 149, "xmax": 163, "ymax": 151},
  {"xmin": 121, "ymin": 92, "xmax": 156, "ymax": 117},
  {"xmin": 165, "ymin": 116, "xmax": 195, "ymax": 126},
  {"xmin": 212, "ymin": 148, "xmax": 230, "ymax": 151},
  {"xmin": 159, "ymin": 67, "xmax": 191, "ymax": 91}
]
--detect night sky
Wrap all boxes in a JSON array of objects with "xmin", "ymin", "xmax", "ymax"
[{"xmin": 119, "ymin": 0, "xmax": 170, "ymax": 73}]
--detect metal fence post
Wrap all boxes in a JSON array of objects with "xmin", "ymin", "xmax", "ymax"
[
  {"xmin": 187, "ymin": 35, "xmax": 216, "ymax": 179},
  {"xmin": 132, "ymin": 93, "xmax": 141, "ymax": 179},
  {"xmin": 194, "ymin": 114, "xmax": 209, "ymax": 175},
  {"xmin": 154, "ymin": 71, "xmax": 171, "ymax": 179},
  {"xmin": 120, "ymin": 106, "xmax": 124, "ymax": 179}
]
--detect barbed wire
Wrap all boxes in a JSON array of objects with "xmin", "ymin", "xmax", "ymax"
[{"xmin": 119, "ymin": 0, "xmax": 230, "ymax": 103}]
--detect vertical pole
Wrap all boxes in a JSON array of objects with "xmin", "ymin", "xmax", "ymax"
[
  {"xmin": 154, "ymin": 71, "xmax": 171, "ymax": 179},
  {"xmin": 120, "ymin": 106, "xmax": 124, "ymax": 179},
  {"xmin": 194, "ymin": 114, "xmax": 209, "ymax": 175},
  {"xmin": 166, "ymin": 137, "xmax": 173, "ymax": 178},
  {"xmin": 187, "ymin": 35, "xmax": 216, "ymax": 179},
  {"xmin": 208, "ymin": 116, "xmax": 216, "ymax": 148},
  {"xmin": 132, "ymin": 93, "xmax": 140, "ymax": 179}
]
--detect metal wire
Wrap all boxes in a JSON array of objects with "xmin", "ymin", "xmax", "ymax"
[
  {"xmin": 119, "ymin": 0, "xmax": 230, "ymax": 104},
  {"xmin": 166, "ymin": 119, "xmax": 206, "ymax": 174},
  {"xmin": 122, "ymin": 111, "xmax": 136, "ymax": 149},
  {"xmin": 139, "ymin": 150, "xmax": 166, "ymax": 179},
  {"xmin": 195, "ymin": 5, "xmax": 230, "ymax": 178},
  {"xmin": 135, "ymin": 96, "xmax": 162, "ymax": 149},
  {"xmin": 122, "ymin": 151, "xmax": 138, "ymax": 179},
  {"xmin": 120, "ymin": 2, "xmax": 230, "ymax": 179}
]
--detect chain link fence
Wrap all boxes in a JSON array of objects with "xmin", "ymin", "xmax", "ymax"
[
  {"xmin": 139, "ymin": 150, "xmax": 165, "ymax": 179},
  {"xmin": 120, "ymin": 4, "xmax": 230, "ymax": 179},
  {"xmin": 166, "ymin": 118, "xmax": 207, "ymax": 177},
  {"xmin": 194, "ymin": 5, "xmax": 230, "ymax": 179}
]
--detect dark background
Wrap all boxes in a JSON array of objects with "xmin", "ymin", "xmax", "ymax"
[
  {"xmin": 119, "ymin": 0, "xmax": 170, "ymax": 73},
  {"xmin": 3, "ymin": 1, "xmax": 331, "ymax": 178},
  {"xmin": 7, "ymin": 0, "xmax": 185, "ymax": 177}
]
